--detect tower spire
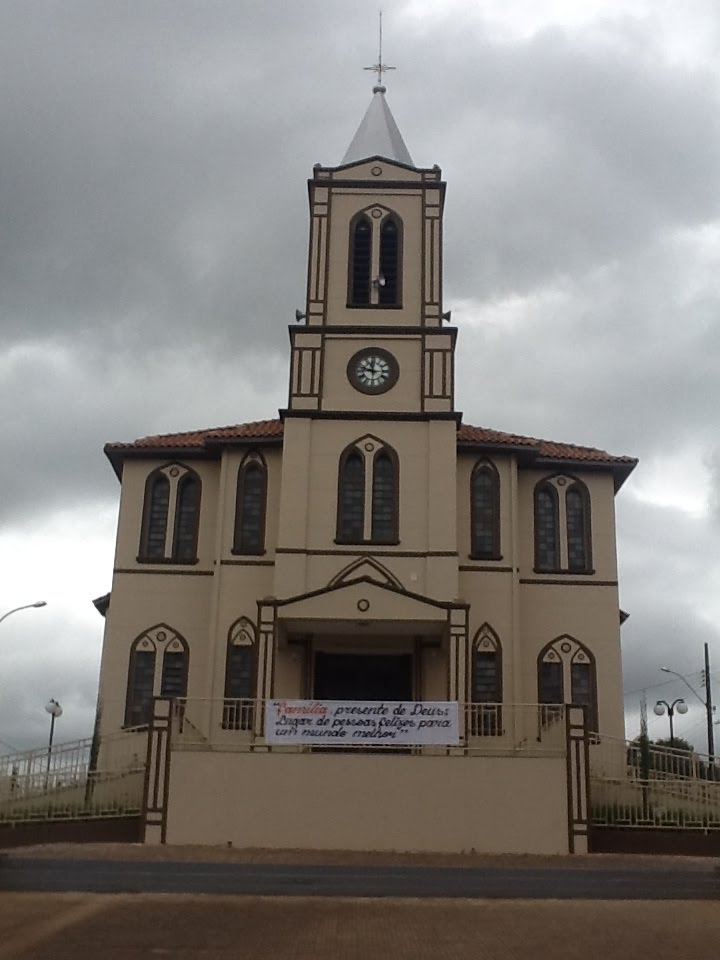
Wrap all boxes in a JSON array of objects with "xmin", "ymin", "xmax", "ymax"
[{"xmin": 363, "ymin": 11, "xmax": 396, "ymax": 91}]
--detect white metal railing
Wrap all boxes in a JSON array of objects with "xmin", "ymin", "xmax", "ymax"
[
  {"xmin": 589, "ymin": 734, "xmax": 720, "ymax": 831},
  {"xmin": 0, "ymin": 727, "xmax": 147, "ymax": 823},
  {"xmin": 170, "ymin": 699, "xmax": 568, "ymax": 757}
]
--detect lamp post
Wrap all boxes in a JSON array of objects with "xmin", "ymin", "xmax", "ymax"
[
  {"xmin": 0, "ymin": 601, "xmax": 47, "ymax": 627},
  {"xmin": 653, "ymin": 697, "xmax": 688, "ymax": 747},
  {"xmin": 661, "ymin": 650, "xmax": 715, "ymax": 763},
  {"xmin": 45, "ymin": 698, "xmax": 63, "ymax": 784}
]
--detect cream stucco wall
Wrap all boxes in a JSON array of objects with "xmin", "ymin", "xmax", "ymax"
[{"xmin": 165, "ymin": 750, "xmax": 570, "ymax": 854}]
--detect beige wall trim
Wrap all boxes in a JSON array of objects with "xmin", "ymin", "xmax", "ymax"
[
  {"xmin": 221, "ymin": 559, "xmax": 275, "ymax": 567},
  {"xmin": 114, "ymin": 568, "xmax": 214, "ymax": 577},
  {"xmin": 459, "ymin": 565, "xmax": 514, "ymax": 573},
  {"xmin": 520, "ymin": 578, "xmax": 618, "ymax": 587},
  {"xmin": 565, "ymin": 705, "xmax": 590, "ymax": 854},
  {"xmin": 280, "ymin": 410, "xmax": 462, "ymax": 423},
  {"xmin": 276, "ymin": 548, "xmax": 458, "ymax": 558},
  {"xmin": 143, "ymin": 697, "xmax": 173, "ymax": 845}
]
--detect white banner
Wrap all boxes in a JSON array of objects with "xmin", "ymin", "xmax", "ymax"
[{"xmin": 264, "ymin": 700, "xmax": 460, "ymax": 746}]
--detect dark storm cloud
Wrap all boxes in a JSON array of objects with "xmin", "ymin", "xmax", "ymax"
[{"xmin": 1, "ymin": 1, "xmax": 719, "ymax": 747}]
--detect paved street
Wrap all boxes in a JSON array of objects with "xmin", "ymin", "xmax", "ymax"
[
  {"xmin": 1, "ymin": 856, "xmax": 719, "ymax": 899},
  {"xmin": 1, "ymin": 894, "xmax": 720, "ymax": 960}
]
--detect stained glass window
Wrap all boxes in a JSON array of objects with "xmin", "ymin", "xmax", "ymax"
[
  {"xmin": 535, "ymin": 484, "xmax": 559, "ymax": 570},
  {"xmin": 338, "ymin": 451, "xmax": 365, "ymax": 541},
  {"xmin": 235, "ymin": 462, "xmax": 266, "ymax": 554},
  {"xmin": 160, "ymin": 650, "xmax": 187, "ymax": 698},
  {"xmin": 126, "ymin": 649, "xmax": 156, "ymax": 727},
  {"xmin": 566, "ymin": 486, "xmax": 590, "ymax": 571},
  {"xmin": 173, "ymin": 475, "xmax": 199, "ymax": 561},
  {"xmin": 371, "ymin": 451, "xmax": 396, "ymax": 541},
  {"xmin": 379, "ymin": 218, "xmax": 399, "ymax": 305},
  {"xmin": 471, "ymin": 464, "xmax": 500, "ymax": 558},
  {"xmin": 142, "ymin": 474, "xmax": 169, "ymax": 559},
  {"xmin": 351, "ymin": 217, "xmax": 371, "ymax": 305}
]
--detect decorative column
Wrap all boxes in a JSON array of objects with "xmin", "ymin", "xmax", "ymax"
[
  {"xmin": 447, "ymin": 605, "xmax": 469, "ymax": 738},
  {"xmin": 565, "ymin": 704, "xmax": 591, "ymax": 854},
  {"xmin": 143, "ymin": 697, "xmax": 173, "ymax": 845},
  {"xmin": 254, "ymin": 600, "xmax": 277, "ymax": 736}
]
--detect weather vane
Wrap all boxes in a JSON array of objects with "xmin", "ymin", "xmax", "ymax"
[{"xmin": 363, "ymin": 10, "xmax": 396, "ymax": 88}]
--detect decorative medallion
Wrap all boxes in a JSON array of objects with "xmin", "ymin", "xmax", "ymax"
[
  {"xmin": 557, "ymin": 477, "xmax": 567, "ymax": 486},
  {"xmin": 347, "ymin": 348, "xmax": 399, "ymax": 395},
  {"xmin": 364, "ymin": 442, "xmax": 375, "ymax": 452},
  {"xmin": 371, "ymin": 166, "xmax": 383, "ymax": 177},
  {"xmin": 371, "ymin": 207, "xmax": 383, "ymax": 218},
  {"xmin": 561, "ymin": 642, "xmax": 572, "ymax": 654},
  {"xmin": 156, "ymin": 631, "xmax": 167, "ymax": 642},
  {"xmin": 169, "ymin": 467, "xmax": 180, "ymax": 478},
  {"xmin": 357, "ymin": 599, "xmax": 370, "ymax": 612}
]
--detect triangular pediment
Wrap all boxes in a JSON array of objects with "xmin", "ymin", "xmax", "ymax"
[
  {"xmin": 328, "ymin": 556, "xmax": 403, "ymax": 590},
  {"xmin": 273, "ymin": 576, "xmax": 462, "ymax": 626}
]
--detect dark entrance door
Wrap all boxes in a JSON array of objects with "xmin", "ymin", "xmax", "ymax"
[{"xmin": 314, "ymin": 653, "xmax": 413, "ymax": 701}]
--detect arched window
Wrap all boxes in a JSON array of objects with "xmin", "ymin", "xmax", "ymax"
[
  {"xmin": 470, "ymin": 460, "xmax": 500, "ymax": 559},
  {"xmin": 538, "ymin": 636, "xmax": 597, "ymax": 731},
  {"xmin": 140, "ymin": 473, "xmax": 170, "ymax": 560},
  {"xmin": 139, "ymin": 464, "xmax": 201, "ymax": 564},
  {"xmin": 379, "ymin": 216, "xmax": 400, "ymax": 305},
  {"xmin": 470, "ymin": 625, "xmax": 502, "ymax": 736},
  {"xmin": 124, "ymin": 625, "xmax": 189, "ymax": 727},
  {"xmin": 566, "ymin": 482, "xmax": 592, "ymax": 572},
  {"xmin": 337, "ymin": 448, "xmax": 366, "ymax": 542},
  {"xmin": 233, "ymin": 453, "xmax": 267, "ymax": 554},
  {"xmin": 534, "ymin": 482, "xmax": 560, "ymax": 571},
  {"xmin": 173, "ymin": 474, "xmax": 200, "ymax": 562},
  {"xmin": 223, "ymin": 618, "xmax": 256, "ymax": 730},
  {"xmin": 350, "ymin": 215, "xmax": 372, "ymax": 305},
  {"xmin": 371, "ymin": 449, "xmax": 398, "ymax": 542}
]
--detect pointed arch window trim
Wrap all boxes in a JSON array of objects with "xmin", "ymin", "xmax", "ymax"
[
  {"xmin": 347, "ymin": 207, "xmax": 404, "ymax": 309},
  {"xmin": 335, "ymin": 437, "xmax": 400, "ymax": 545},
  {"xmin": 470, "ymin": 459, "xmax": 502, "ymax": 560},
  {"xmin": 138, "ymin": 463, "xmax": 202, "ymax": 565},
  {"xmin": 533, "ymin": 474, "xmax": 593, "ymax": 575},
  {"xmin": 537, "ymin": 635, "xmax": 598, "ymax": 732},
  {"xmin": 232, "ymin": 451, "xmax": 268, "ymax": 556},
  {"xmin": 223, "ymin": 617, "xmax": 257, "ymax": 730},
  {"xmin": 124, "ymin": 624, "xmax": 190, "ymax": 729},
  {"xmin": 469, "ymin": 624, "xmax": 503, "ymax": 736}
]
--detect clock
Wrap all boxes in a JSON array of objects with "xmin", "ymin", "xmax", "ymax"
[{"xmin": 347, "ymin": 348, "xmax": 399, "ymax": 394}]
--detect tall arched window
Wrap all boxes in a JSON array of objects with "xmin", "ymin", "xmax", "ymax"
[
  {"xmin": 566, "ymin": 482, "xmax": 592, "ymax": 572},
  {"xmin": 223, "ymin": 618, "xmax": 256, "ymax": 730},
  {"xmin": 337, "ymin": 449, "xmax": 366, "ymax": 542},
  {"xmin": 173, "ymin": 474, "xmax": 200, "ymax": 562},
  {"xmin": 139, "ymin": 464, "xmax": 201, "ymax": 563},
  {"xmin": 470, "ymin": 624, "xmax": 502, "ymax": 736},
  {"xmin": 140, "ymin": 473, "xmax": 170, "ymax": 560},
  {"xmin": 379, "ymin": 217, "xmax": 400, "ymax": 305},
  {"xmin": 538, "ymin": 636, "xmax": 597, "ymax": 731},
  {"xmin": 125, "ymin": 625, "xmax": 189, "ymax": 727},
  {"xmin": 534, "ymin": 476, "xmax": 592, "ymax": 574},
  {"xmin": 350, "ymin": 215, "xmax": 372, "ymax": 305},
  {"xmin": 534, "ymin": 482, "xmax": 560, "ymax": 571},
  {"xmin": 470, "ymin": 460, "xmax": 500, "ymax": 559},
  {"xmin": 233, "ymin": 453, "xmax": 267, "ymax": 554},
  {"xmin": 371, "ymin": 449, "xmax": 398, "ymax": 542}
]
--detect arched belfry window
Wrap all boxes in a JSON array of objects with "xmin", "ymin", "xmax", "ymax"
[
  {"xmin": 139, "ymin": 464, "xmax": 201, "ymax": 563},
  {"xmin": 233, "ymin": 452, "xmax": 267, "ymax": 555},
  {"xmin": 223, "ymin": 617, "xmax": 256, "ymax": 730},
  {"xmin": 470, "ymin": 460, "xmax": 501, "ymax": 559},
  {"xmin": 337, "ymin": 437, "xmax": 399, "ymax": 544},
  {"xmin": 534, "ymin": 475, "xmax": 592, "ymax": 574},
  {"xmin": 348, "ymin": 208, "xmax": 402, "ymax": 308},
  {"xmin": 125, "ymin": 625, "xmax": 189, "ymax": 727},
  {"xmin": 470, "ymin": 624, "xmax": 503, "ymax": 736},
  {"xmin": 538, "ymin": 636, "xmax": 598, "ymax": 731},
  {"xmin": 350, "ymin": 215, "xmax": 372, "ymax": 305},
  {"xmin": 379, "ymin": 216, "xmax": 400, "ymax": 305}
]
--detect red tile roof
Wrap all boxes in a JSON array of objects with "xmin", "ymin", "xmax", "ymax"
[{"xmin": 105, "ymin": 418, "xmax": 636, "ymax": 485}]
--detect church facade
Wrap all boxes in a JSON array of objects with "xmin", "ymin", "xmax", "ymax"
[{"xmin": 96, "ymin": 86, "xmax": 636, "ymax": 853}]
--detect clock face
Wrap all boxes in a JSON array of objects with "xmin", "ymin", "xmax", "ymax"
[{"xmin": 347, "ymin": 348, "xmax": 399, "ymax": 395}]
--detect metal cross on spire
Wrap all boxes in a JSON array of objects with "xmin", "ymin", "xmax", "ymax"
[{"xmin": 363, "ymin": 10, "xmax": 396, "ymax": 89}]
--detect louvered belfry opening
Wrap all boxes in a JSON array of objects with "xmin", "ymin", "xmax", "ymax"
[
  {"xmin": 144, "ymin": 474, "xmax": 169, "ymax": 559},
  {"xmin": 173, "ymin": 475, "xmax": 200, "ymax": 561},
  {"xmin": 379, "ymin": 217, "xmax": 399, "ymax": 304},
  {"xmin": 351, "ymin": 216, "xmax": 371, "ymax": 304}
]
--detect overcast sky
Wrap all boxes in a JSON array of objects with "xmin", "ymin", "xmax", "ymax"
[{"xmin": 1, "ymin": 0, "xmax": 719, "ymax": 752}]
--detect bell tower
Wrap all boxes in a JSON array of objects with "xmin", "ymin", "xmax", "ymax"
[{"xmin": 285, "ymin": 83, "xmax": 456, "ymax": 419}]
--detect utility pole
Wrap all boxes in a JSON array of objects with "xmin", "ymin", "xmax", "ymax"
[{"xmin": 704, "ymin": 642, "xmax": 715, "ymax": 764}]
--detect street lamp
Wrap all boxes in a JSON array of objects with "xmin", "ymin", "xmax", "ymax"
[
  {"xmin": 0, "ymin": 601, "xmax": 47, "ymax": 627},
  {"xmin": 45, "ymin": 698, "xmax": 63, "ymax": 783},
  {"xmin": 654, "ymin": 698, "xmax": 688, "ymax": 747},
  {"xmin": 661, "ymin": 651, "xmax": 715, "ymax": 763}
]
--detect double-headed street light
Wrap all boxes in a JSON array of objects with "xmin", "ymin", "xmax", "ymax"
[
  {"xmin": 653, "ymin": 697, "xmax": 688, "ymax": 747},
  {"xmin": 0, "ymin": 601, "xmax": 47, "ymax": 627}
]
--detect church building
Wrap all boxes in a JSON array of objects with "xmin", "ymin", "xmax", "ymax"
[{"xmin": 96, "ymin": 83, "xmax": 637, "ymax": 854}]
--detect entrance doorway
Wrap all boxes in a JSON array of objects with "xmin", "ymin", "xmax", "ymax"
[{"xmin": 314, "ymin": 653, "xmax": 413, "ymax": 701}]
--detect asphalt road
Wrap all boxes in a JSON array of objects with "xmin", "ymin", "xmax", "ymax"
[{"xmin": 1, "ymin": 858, "xmax": 718, "ymax": 899}]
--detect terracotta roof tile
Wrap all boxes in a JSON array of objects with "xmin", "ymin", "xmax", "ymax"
[{"xmin": 105, "ymin": 418, "xmax": 636, "ymax": 483}]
